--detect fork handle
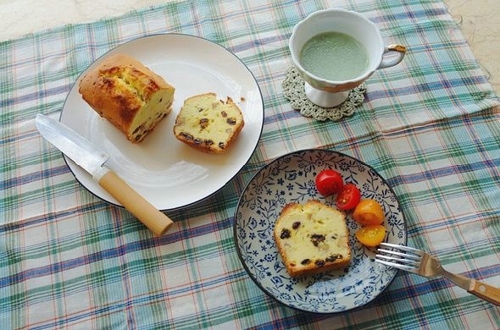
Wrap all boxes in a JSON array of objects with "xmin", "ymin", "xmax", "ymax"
[{"xmin": 467, "ymin": 279, "xmax": 500, "ymax": 306}]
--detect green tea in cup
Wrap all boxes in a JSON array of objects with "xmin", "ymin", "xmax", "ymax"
[
  {"xmin": 289, "ymin": 8, "xmax": 406, "ymax": 107},
  {"xmin": 299, "ymin": 31, "xmax": 369, "ymax": 81}
]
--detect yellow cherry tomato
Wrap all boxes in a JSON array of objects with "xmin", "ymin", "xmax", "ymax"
[
  {"xmin": 352, "ymin": 199, "xmax": 385, "ymax": 226},
  {"xmin": 355, "ymin": 225, "xmax": 386, "ymax": 247}
]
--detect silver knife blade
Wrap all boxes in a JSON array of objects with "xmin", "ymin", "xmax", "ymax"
[{"xmin": 35, "ymin": 114, "xmax": 109, "ymax": 177}]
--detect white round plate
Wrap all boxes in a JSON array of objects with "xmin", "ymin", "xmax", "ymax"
[
  {"xmin": 234, "ymin": 149, "xmax": 407, "ymax": 313},
  {"xmin": 60, "ymin": 34, "xmax": 264, "ymax": 211}
]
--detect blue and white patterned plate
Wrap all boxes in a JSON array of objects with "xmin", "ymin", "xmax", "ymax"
[{"xmin": 234, "ymin": 149, "xmax": 406, "ymax": 313}]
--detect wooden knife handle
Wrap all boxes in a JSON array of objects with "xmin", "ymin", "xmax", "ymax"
[
  {"xmin": 98, "ymin": 170, "xmax": 174, "ymax": 236},
  {"xmin": 468, "ymin": 279, "xmax": 500, "ymax": 306}
]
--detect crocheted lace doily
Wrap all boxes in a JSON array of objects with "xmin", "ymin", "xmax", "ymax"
[{"xmin": 282, "ymin": 67, "xmax": 366, "ymax": 121}]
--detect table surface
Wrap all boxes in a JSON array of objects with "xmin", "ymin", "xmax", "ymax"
[{"xmin": 1, "ymin": 0, "xmax": 499, "ymax": 329}]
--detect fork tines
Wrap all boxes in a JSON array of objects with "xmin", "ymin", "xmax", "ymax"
[{"xmin": 375, "ymin": 243, "xmax": 423, "ymax": 274}]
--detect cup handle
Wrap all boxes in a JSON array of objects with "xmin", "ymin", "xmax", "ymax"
[{"xmin": 378, "ymin": 44, "xmax": 407, "ymax": 69}]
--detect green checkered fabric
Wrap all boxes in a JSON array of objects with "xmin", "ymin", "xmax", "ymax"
[{"xmin": 1, "ymin": 0, "xmax": 499, "ymax": 329}]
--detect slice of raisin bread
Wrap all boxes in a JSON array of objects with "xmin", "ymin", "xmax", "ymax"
[
  {"xmin": 173, "ymin": 93, "xmax": 244, "ymax": 153},
  {"xmin": 273, "ymin": 200, "xmax": 351, "ymax": 278},
  {"xmin": 79, "ymin": 54, "xmax": 175, "ymax": 143}
]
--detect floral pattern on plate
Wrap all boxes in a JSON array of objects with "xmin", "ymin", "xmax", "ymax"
[{"xmin": 234, "ymin": 149, "xmax": 406, "ymax": 313}]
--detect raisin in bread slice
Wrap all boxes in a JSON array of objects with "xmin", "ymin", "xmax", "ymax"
[
  {"xmin": 79, "ymin": 54, "xmax": 175, "ymax": 143},
  {"xmin": 173, "ymin": 93, "xmax": 244, "ymax": 153},
  {"xmin": 273, "ymin": 200, "xmax": 351, "ymax": 278}
]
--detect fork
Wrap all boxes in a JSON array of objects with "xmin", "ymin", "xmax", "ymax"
[{"xmin": 376, "ymin": 243, "xmax": 500, "ymax": 305}]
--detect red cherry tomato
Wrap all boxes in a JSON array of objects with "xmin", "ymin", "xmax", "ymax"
[
  {"xmin": 315, "ymin": 169, "xmax": 344, "ymax": 196},
  {"xmin": 335, "ymin": 183, "xmax": 361, "ymax": 210}
]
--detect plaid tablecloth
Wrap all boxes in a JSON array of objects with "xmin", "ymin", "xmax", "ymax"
[{"xmin": 1, "ymin": 0, "xmax": 499, "ymax": 329}]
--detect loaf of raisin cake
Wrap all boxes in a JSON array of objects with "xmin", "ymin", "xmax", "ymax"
[
  {"xmin": 79, "ymin": 54, "xmax": 175, "ymax": 143},
  {"xmin": 173, "ymin": 93, "xmax": 244, "ymax": 153},
  {"xmin": 273, "ymin": 200, "xmax": 351, "ymax": 278}
]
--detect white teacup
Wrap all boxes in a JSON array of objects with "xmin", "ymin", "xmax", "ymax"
[{"xmin": 289, "ymin": 8, "xmax": 406, "ymax": 107}]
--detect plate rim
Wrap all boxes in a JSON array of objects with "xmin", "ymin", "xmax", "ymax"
[
  {"xmin": 233, "ymin": 148, "xmax": 407, "ymax": 314},
  {"xmin": 59, "ymin": 33, "xmax": 264, "ymax": 211}
]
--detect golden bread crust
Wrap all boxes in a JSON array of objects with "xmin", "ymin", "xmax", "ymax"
[{"xmin": 78, "ymin": 54, "xmax": 175, "ymax": 143}]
